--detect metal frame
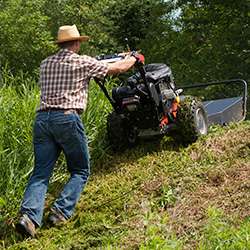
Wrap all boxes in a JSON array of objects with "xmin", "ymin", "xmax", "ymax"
[{"xmin": 177, "ymin": 79, "xmax": 248, "ymax": 121}]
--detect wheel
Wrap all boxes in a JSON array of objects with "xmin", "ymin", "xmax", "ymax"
[
  {"xmin": 175, "ymin": 96, "xmax": 209, "ymax": 143},
  {"xmin": 106, "ymin": 110, "xmax": 138, "ymax": 151},
  {"xmin": 123, "ymin": 118, "xmax": 138, "ymax": 145}
]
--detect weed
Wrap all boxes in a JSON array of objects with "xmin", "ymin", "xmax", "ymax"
[
  {"xmin": 138, "ymin": 211, "xmax": 181, "ymax": 249},
  {"xmin": 198, "ymin": 207, "xmax": 250, "ymax": 249}
]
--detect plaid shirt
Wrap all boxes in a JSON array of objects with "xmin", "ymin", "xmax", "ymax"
[{"xmin": 36, "ymin": 49, "xmax": 109, "ymax": 114}]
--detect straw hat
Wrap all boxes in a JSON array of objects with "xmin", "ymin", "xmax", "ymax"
[{"xmin": 51, "ymin": 24, "xmax": 89, "ymax": 43}]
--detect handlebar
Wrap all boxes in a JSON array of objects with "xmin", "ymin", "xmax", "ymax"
[{"xmin": 95, "ymin": 52, "xmax": 132, "ymax": 63}]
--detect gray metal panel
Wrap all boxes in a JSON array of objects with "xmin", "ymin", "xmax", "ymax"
[{"xmin": 204, "ymin": 97, "xmax": 243, "ymax": 126}]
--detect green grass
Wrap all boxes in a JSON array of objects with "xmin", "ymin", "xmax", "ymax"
[{"xmin": 0, "ymin": 72, "xmax": 250, "ymax": 249}]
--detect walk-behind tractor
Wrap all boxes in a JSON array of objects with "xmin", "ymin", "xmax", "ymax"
[{"xmin": 95, "ymin": 51, "xmax": 247, "ymax": 150}]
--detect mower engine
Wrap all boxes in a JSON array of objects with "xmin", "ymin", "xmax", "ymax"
[{"xmin": 112, "ymin": 63, "xmax": 178, "ymax": 114}]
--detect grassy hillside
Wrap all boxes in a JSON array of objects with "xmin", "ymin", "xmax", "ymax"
[
  {"xmin": 0, "ymin": 79, "xmax": 249, "ymax": 249},
  {"xmin": 2, "ymin": 122, "xmax": 250, "ymax": 249}
]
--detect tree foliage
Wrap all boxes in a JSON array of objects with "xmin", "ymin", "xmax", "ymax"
[
  {"xmin": 142, "ymin": 0, "xmax": 250, "ymax": 86},
  {"xmin": 104, "ymin": 0, "xmax": 167, "ymax": 51},
  {"xmin": 0, "ymin": 0, "xmax": 54, "ymax": 75},
  {"xmin": 0, "ymin": 0, "xmax": 249, "ymax": 96}
]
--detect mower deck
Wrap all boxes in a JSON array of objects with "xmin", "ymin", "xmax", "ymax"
[
  {"xmin": 178, "ymin": 79, "xmax": 247, "ymax": 127},
  {"xmin": 204, "ymin": 97, "xmax": 244, "ymax": 126}
]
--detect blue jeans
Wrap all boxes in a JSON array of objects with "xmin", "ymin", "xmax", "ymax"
[{"xmin": 20, "ymin": 110, "xmax": 90, "ymax": 227}]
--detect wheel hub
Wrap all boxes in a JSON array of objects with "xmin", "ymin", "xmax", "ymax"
[{"xmin": 196, "ymin": 108, "xmax": 206, "ymax": 135}]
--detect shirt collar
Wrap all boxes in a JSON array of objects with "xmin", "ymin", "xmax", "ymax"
[{"xmin": 58, "ymin": 48, "xmax": 75, "ymax": 55}]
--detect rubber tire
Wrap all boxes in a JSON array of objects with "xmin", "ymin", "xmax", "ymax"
[
  {"xmin": 175, "ymin": 96, "xmax": 209, "ymax": 144},
  {"xmin": 106, "ymin": 110, "xmax": 138, "ymax": 151}
]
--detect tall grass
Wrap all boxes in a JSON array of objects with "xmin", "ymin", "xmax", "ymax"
[
  {"xmin": 0, "ymin": 73, "xmax": 38, "ymax": 225},
  {"xmin": 83, "ymin": 79, "xmax": 114, "ymax": 163}
]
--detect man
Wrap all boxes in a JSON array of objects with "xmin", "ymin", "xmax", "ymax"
[{"xmin": 16, "ymin": 24, "xmax": 144, "ymax": 239}]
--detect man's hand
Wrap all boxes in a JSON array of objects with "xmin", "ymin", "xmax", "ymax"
[
  {"xmin": 131, "ymin": 51, "xmax": 145, "ymax": 68},
  {"xmin": 130, "ymin": 51, "xmax": 145, "ymax": 71}
]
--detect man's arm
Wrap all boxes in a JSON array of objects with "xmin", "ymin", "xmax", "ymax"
[{"xmin": 107, "ymin": 56, "xmax": 137, "ymax": 75}]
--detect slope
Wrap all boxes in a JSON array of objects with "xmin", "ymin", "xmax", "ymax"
[{"xmin": 6, "ymin": 121, "xmax": 250, "ymax": 249}]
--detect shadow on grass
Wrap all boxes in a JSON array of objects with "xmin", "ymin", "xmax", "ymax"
[{"xmin": 89, "ymin": 126, "xmax": 186, "ymax": 176}]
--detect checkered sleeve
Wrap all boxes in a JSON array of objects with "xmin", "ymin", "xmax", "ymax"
[{"xmin": 82, "ymin": 55, "xmax": 109, "ymax": 81}]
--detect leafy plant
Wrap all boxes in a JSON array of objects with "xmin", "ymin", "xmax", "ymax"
[
  {"xmin": 139, "ymin": 212, "xmax": 180, "ymax": 249},
  {"xmin": 150, "ymin": 185, "xmax": 181, "ymax": 212},
  {"xmin": 198, "ymin": 207, "xmax": 250, "ymax": 249}
]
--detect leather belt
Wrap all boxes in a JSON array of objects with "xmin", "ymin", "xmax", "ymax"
[{"xmin": 38, "ymin": 108, "xmax": 80, "ymax": 114}]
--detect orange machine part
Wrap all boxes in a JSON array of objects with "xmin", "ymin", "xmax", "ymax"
[{"xmin": 160, "ymin": 101, "xmax": 179, "ymax": 127}]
